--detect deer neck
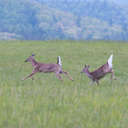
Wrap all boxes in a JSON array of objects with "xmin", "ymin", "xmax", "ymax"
[
  {"xmin": 31, "ymin": 59, "xmax": 38, "ymax": 67},
  {"xmin": 84, "ymin": 69, "xmax": 92, "ymax": 78}
]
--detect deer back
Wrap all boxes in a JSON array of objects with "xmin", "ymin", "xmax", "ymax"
[
  {"xmin": 37, "ymin": 63, "xmax": 61, "ymax": 73},
  {"xmin": 90, "ymin": 63, "xmax": 110, "ymax": 80}
]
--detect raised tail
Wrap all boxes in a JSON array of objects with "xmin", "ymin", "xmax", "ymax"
[
  {"xmin": 107, "ymin": 54, "xmax": 113, "ymax": 68},
  {"xmin": 57, "ymin": 56, "xmax": 62, "ymax": 67}
]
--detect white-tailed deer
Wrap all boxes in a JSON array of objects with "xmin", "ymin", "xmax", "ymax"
[
  {"xmin": 22, "ymin": 54, "xmax": 73, "ymax": 81},
  {"xmin": 81, "ymin": 54, "xmax": 116, "ymax": 85}
]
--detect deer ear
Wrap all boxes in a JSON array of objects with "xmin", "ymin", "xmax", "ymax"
[
  {"xmin": 32, "ymin": 54, "xmax": 35, "ymax": 56},
  {"xmin": 87, "ymin": 65, "xmax": 90, "ymax": 68}
]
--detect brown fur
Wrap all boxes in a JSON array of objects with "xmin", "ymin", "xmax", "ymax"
[
  {"xmin": 81, "ymin": 63, "xmax": 116, "ymax": 85},
  {"xmin": 23, "ymin": 55, "xmax": 73, "ymax": 81}
]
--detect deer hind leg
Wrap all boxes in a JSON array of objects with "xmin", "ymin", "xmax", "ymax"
[
  {"xmin": 31, "ymin": 77, "xmax": 34, "ymax": 80},
  {"xmin": 111, "ymin": 69, "xmax": 116, "ymax": 80},
  {"xmin": 22, "ymin": 69, "xmax": 38, "ymax": 80},
  {"xmin": 62, "ymin": 71, "xmax": 73, "ymax": 81},
  {"xmin": 55, "ymin": 72, "xmax": 63, "ymax": 81}
]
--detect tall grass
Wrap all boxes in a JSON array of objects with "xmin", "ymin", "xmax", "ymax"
[{"xmin": 0, "ymin": 40, "xmax": 128, "ymax": 128}]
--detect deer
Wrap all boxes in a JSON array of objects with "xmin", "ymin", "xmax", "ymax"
[
  {"xmin": 22, "ymin": 54, "xmax": 73, "ymax": 81},
  {"xmin": 81, "ymin": 54, "xmax": 116, "ymax": 85}
]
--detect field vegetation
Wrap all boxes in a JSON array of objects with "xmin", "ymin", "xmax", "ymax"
[{"xmin": 0, "ymin": 40, "xmax": 128, "ymax": 128}]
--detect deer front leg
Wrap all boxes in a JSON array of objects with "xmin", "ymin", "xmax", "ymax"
[
  {"xmin": 95, "ymin": 79, "xmax": 99, "ymax": 85},
  {"xmin": 22, "ymin": 69, "xmax": 38, "ymax": 80},
  {"xmin": 89, "ymin": 80, "xmax": 95, "ymax": 86},
  {"xmin": 62, "ymin": 71, "xmax": 73, "ymax": 81}
]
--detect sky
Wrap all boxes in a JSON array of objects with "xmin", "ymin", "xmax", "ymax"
[{"xmin": 109, "ymin": 0, "xmax": 128, "ymax": 5}]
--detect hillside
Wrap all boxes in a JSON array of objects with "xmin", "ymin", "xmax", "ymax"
[{"xmin": 0, "ymin": 0, "xmax": 128, "ymax": 40}]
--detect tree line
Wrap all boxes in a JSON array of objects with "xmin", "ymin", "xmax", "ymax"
[{"xmin": 0, "ymin": 0, "xmax": 128, "ymax": 40}]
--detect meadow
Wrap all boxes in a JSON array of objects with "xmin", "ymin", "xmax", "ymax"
[{"xmin": 0, "ymin": 40, "xmax": 128, "ymax": 128}]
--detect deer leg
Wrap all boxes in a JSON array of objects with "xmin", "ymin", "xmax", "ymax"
[
  {"xmin": 22, "ymin": 70, "xmax": 37, "ymax": 80},
  {"xmin": 62, "ymin": 71, "xmax": 73, "ymax": 81},
  {"xmin": 55, "ymin": 73, "xmax": 63, "ymax": 81},
  {"xmin": 23, "ymin": 72, "xmax": 36, "ymax": 80},
  {"xmin": 95, "ymin": 79, "xmax": 99, "ymax": 85},
  {"xmin": 111, "ymin": 69, "xmax": 116, "ymax": 80},
  {"xmin": 31, "ymin": 77, "xmax": 34, "ymax": 80},
  {"xmin": 89, "ymin": 80, "xmax": 95, "ymax": 85}
]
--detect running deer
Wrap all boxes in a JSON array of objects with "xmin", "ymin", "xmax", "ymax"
[
  {"xmin": 22, "ymin": 54, "xmax": 73, "ymax": 81},
  {"xmin": 81, "ymin": 54, "xmax": 116, "ymax": 85}
]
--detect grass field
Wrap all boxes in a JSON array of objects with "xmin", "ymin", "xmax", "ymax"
[{"xmin": 0, "ymin": 40, "xmax": 128, "ymax": 128}]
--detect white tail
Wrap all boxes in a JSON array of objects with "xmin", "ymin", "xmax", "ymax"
[
  {"xmin": 57, "ymin": 56, "xmax": 62, "ymax": 66},
  {"xmin": 108, "ymin": 54, "xmax": 113, "ymax": 69},
  {"xmin": 81, "ymin": 54, "xmax": 116, "ymax": 85},
  {"xmin": 23, "ymin": 55, "xmax": 73, "ymax": 81}
]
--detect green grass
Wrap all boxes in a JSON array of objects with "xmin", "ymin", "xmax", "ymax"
[{"xmin": 0, "ymin": 40, "xmax": 128, "ymax": 128}]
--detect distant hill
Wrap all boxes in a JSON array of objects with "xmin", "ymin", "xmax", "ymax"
[{"xmin": 0, "ymin": 0, "xmax": 128, "ymax": 40}]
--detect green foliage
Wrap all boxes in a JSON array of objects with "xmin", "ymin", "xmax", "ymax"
[{"xmin": 0, "ymin": 0, "xmax": 128, "ymax": 40}]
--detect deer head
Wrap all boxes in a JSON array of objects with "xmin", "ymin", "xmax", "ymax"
[
  {"xmin": 81, "ymin": 64, "xmax": 90, "ymax": 73},
  {"xmin": 25, "ymin": 54, "xmax": 35, "ymax": 62}
]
